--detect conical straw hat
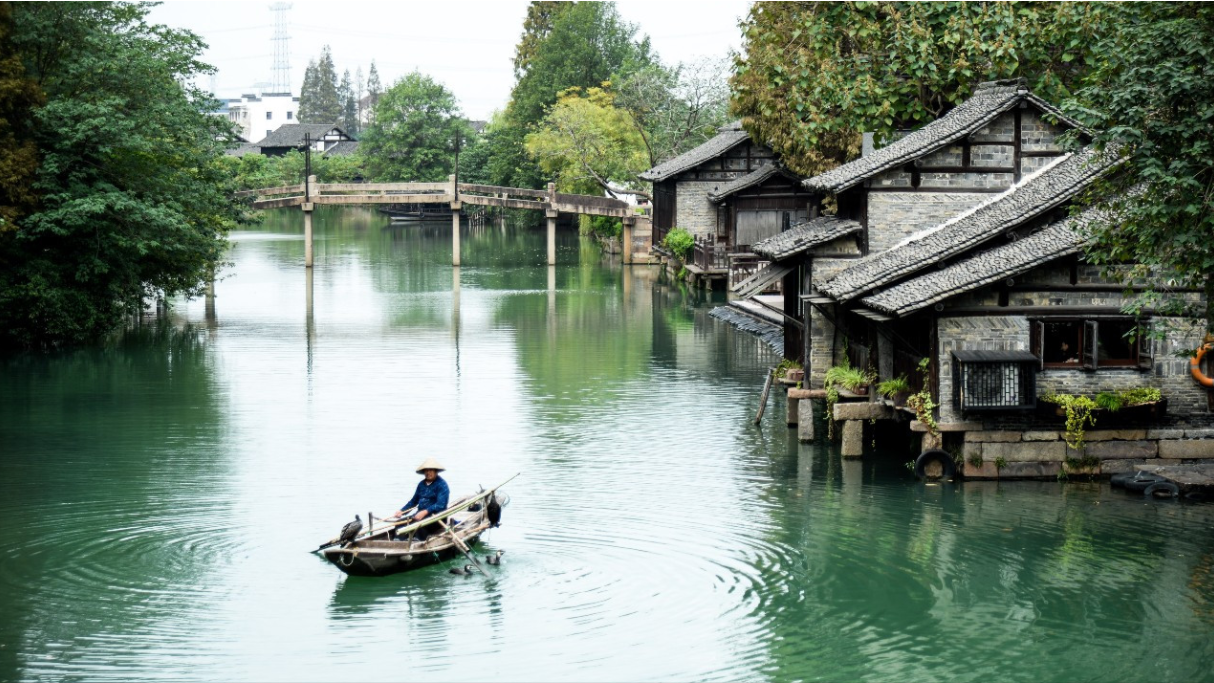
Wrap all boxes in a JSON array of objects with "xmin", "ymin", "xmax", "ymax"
[{"xmin": 415, "ymin": 457, "xmax": 446, "ymax": 474}]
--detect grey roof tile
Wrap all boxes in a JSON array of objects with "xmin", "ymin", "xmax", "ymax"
[
  {"xmin": 803, "ymin": 80, "xmax": 1083, "ymax": 194},
  {"xmin": 751, "ymin": 216, "xmax": 862, "ymax": 261},
  {"xmin": 258, "ymin": 123, "xmax": 348, "ymax": 148},
  {"xmin": 860, "ymin": 216, "xmax": 1095, "ymax": 317},
  {"xmin": 639, "ymin": 121, "xmax": 749, "ymax": 182},
  {"xmin": 324, "ymin": 140, "xmax": 360, "ymax": 156},
  {"xmin": 708, "ymin": 163, "xmax": 803, "ymax": 202},
  {"xmin": 816, "ymin": 146, "xmax": 1117, "ymax": 302}
]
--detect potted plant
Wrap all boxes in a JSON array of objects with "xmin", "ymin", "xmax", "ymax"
[
  {"xmin": 877, "ymin": 375, "xmax": 911, "ymax": 407},
  {"xmin": 824, "ymin": 361, "xmax": 876, "ymax": 396}
]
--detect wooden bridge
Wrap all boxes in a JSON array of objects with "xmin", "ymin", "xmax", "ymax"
[{"xmin": 236, "ymin": 175, "xmax": 644, "ymax": 267}]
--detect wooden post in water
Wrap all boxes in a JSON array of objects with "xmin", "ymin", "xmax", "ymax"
[
  {"xmin": 303, "ymin": 175, "xmax": 317, "ymax": 268},
  {"xmin": 450, "ymin": 174, "xmax": 461, "ymax": 267},
  {"xmin": 546, "ymin": 182, "xmax": 557, "ymax": 266}
]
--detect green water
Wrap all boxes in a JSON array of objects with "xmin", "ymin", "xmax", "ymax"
[{"xmin": 2, "ymin": 207, "xmax": 1213, "ymax": 682}]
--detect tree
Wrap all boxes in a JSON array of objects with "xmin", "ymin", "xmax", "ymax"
[
  {"xmin": 1060, "ymin": 2, "xmax": 1214, "ymax": 333},
  {"xmin": 525, "ymin": 86, "xmax": 649, "ymax": 197},
  {"xmin": 359, "ymin": 71, "xmax": 470, "ymax": 182},
  {"xmin": 615, "ymin": 57, "xmax": 731, "ymax": 167},
  {"xmin": 513, "ymin": 1, "xmax": 573, "ymax": 80},
  {"xmin": 298, "ymin": 59, "xmax": 318, "ymax": 121},
  {"xmin": 0, "ymin": 2, "xmax": 42, "ymax": 234},
  {"xmin": 300, "ymin": 45, "xmax": 340, "ymax": 123},
  {"xmin": 491, "ymin": 1, "xmax": 654, "ymax": 189},
  {"xmin": 366, "ymin": 60, "xmax": 382, "ymax": 114},
  {"xmin": 338, "ymin": 68, "xmax": 358, "ymax": 136},
  {"xmin": 731, "ymin": 2, "xmax": 1115, "ymax": 175},
  {"xmin": 0, "ymin": 2, "xmax": 244, "ymax": 348}
]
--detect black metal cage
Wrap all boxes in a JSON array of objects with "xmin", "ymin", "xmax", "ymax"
[{"xmin": 951, "ymin": 350, "xmax": 1039, "ymax": 412}]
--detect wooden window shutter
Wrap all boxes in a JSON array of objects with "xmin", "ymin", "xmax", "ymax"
[
  {"xmin": 1030, "ymin": 320, "xmax": 1044, "ymax": 371},
  {"xmin": 1137, "ymin": 321, "xmax": 1155, "ymax": 372},
  {"xmin": 1082, "ymin": 320, "xmax": 1098, "ymax": 370}
]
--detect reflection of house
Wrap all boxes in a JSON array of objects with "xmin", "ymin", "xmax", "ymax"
[
  {"xmin": 745, "ymin": 78, "xmax": 1211, "ymax": 474},
  {"xmin": 256, "ymin": 123, "xmax": 356, "ymax": 157}
]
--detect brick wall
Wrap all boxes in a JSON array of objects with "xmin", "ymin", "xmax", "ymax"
[
  {"xmin": 675, "ymin": 181, "xmax": 720, "ymax": 238},
  {"xmin": 866, "ymin": 192, "xmax": 990, "ymax": 253}
]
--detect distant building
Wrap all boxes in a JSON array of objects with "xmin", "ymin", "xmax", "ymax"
[
  {"xmin": 256, "ymin": 123, "xmax": 356, "ymax": 157},
  {"xmin": 217, "ymin": 92, "xmax": 300, "ymax": 144}
]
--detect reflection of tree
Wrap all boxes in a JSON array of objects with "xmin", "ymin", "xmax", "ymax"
[{"xmin": 0, "ymin": 319, "xmax": 227, "ymax": 680}]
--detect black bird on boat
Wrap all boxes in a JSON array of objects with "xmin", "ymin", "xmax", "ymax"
[
  {"xmin": 339, "ymin": 514, "xmax": 362, "ymax": 547},
  {"xmin": 449, "ymin": 564, "xmax": 476, "ymax": 576},
  {"xmin": 486, "ymin": 550, "xmax": 504, "ymax": 565},
  {"xmin": 486, "ymin": 492, "xmax": 502, "ymax": 527}
]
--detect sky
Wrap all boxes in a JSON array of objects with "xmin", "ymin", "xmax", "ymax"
[{"xmin": 148, "ymin": 1, "xmax": 754, "ymax": 121}]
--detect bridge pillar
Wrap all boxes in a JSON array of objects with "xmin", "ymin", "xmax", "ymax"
[
  {"xmin": 303, "ymin": 202, "xmax": 315, "ymax": 268},
  {"xmin": 622, "ymin": 216, "xmax": 634, "ymax": 265},
  {"xmin": 451, "ymin": 201, "xmax": 462, "ymax": 266},
  {"xmin": 546, "ymin": 209, "xmax": 558, "ymax": 266}
]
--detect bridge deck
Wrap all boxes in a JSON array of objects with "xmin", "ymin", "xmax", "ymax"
[{"xmin": 238, "ymin": 180, "xmax": 632, "ymax": 218}]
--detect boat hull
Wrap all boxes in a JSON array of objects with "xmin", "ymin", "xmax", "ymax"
[{"xmin": 324, "ymin": 534, "xmax": 483, "ymax": 577}]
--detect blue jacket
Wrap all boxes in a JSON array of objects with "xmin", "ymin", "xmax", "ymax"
[{"xmin": 401, "ymin": 476, "xmax": 449, "ymax": 515}]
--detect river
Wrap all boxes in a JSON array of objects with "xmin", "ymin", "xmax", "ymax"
[{"xmin": 2, "ymin": 208, "xmax": 1213, "ymax": 682}]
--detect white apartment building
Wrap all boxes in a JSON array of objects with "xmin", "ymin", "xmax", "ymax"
[{"xmin": 218, "ymin": 92, "xmax": 300, "ymax": 144}]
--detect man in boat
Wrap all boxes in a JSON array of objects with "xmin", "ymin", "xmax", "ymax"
[{"xmin": 385, "ymin": 458, "xmax": 449, "ymax": 541}]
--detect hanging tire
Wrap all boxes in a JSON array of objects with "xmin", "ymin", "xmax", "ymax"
[
  {"xmin": 1110, "ymin": 472, "xmax": 1134, "ymax": 488},
  {"xmin": 1143, "ymin": 482, "xmax": 1180, "ymax": 499},
  {"xmin": 915, "ymin": 449, "xmax": 956, "ymax": 481},
  {"xmin": 1124, "ymin": 473, "xmax": 1167, "ymax": 493}
]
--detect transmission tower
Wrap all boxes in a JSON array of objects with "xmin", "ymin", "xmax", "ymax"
[{"xmin": 269, "ymin": 3, "xmax": 293, "ymax": 94}]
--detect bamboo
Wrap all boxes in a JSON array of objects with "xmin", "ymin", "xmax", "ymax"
[{"xmin": 442, "ymin": 519, "xmax": 488, "ymax": 576}]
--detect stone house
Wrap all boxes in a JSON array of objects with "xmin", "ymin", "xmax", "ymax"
[
  {"xmin": 640, "ymin": 122, "xmax": 811, "ymax": 251},
  {"xmin": 748, "ymin": 79, "xmax": 1213, "ymax": 477}
]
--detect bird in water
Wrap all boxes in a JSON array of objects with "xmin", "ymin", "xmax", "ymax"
[
  {"xmin": 449, "ymin": 564, "xmax": 476, "ymax": 576},
  {"xmin": 486, "ymin": 550, "xmax": 504, "ymax": 566},
  {"xmin": 486, "ymin": 492, "xmax": 502, "ymax": 528},
  {"xmin": 338, "ymin": 514, "xmax": 362, "ymax": 547}
]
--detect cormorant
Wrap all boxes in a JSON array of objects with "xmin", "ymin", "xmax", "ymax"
[
  {"xmin": 486, "ymin": 550, "xmax": 504, "ymax": 566},
  {"xmin": 486, "ymin": 492, "xmax": 502, "ymax": 527},
  {"xmin": 449, "ymin": 564, "xmax": 475, "ymax": 575},
  {"xmin": 338, "ymin": 514, "xmax": 362, "ymax": 547}
]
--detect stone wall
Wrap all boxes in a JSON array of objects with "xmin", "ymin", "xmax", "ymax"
[
  {"xmin": 866, "ymin": 192, "xmax": 989, "ymax": 253},
  {"xmin": 936, "ymin": 312, "xmax": 1210, "ymax": 425},
  {"xmin": 674, "ymin": 181, "xmax": 720, "ymax": 238},
  {"xmin": 959, "ymin": 427, "xmax": 1214, "ymax": 480}
]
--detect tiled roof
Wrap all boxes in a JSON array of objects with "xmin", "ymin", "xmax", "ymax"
[
  {"xmin": 258, "ymin": 123, "xmax": 348, "ymax": 148},
  {"xmin": 708, "ymin": 163, "xmax": 803, "ymax": 202},
  {"xmin": 815, "ymin": 146, "xmax": 1117, "ymax": 302},
  {"xmin": 860, "ymin": 219, "xmax": 1091, "ymax": 317},
  {"xmin": 751, "ymin": 216, "xmax": 863, "ymax": 261},
  {"xmin": 324, "ymin": 140, "xmax": 360, "ymax": 156},
  {"xmin": 638, "ymin": 121, "xmax": 749, "ymax": 182},
  {"xmin": 802, "ymin": 79, "xmax": 1082, "ymax": 194}
]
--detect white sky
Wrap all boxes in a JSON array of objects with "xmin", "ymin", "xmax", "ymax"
[{"xmin": 148, "ymin": 1, "xmax": 754, "ymax": 120}]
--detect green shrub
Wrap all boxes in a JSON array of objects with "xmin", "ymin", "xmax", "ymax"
[
  {"xmin": 663, "ymin": 228, "xmax": 694, "ymax": 261},
  {"xmin": 877, "ymin": 375, "xmax": 910, "ymax": 398}
]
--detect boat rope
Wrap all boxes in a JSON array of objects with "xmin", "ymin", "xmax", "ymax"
[{"xmin": 339, "ymin": 552, "xmax": 356, "ymax": 567}]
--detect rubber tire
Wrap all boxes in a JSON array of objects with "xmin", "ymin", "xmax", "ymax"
[
  {"xmin": 1143, "ymin": 482, "xmax": 1180, "ymax": 499},
  {"xmin": 915, "ymin": 449, "xmax": 957, "ymax": 481},
  {"xmin": 1110, "ymin": 472, "xmax": 1135, "ymax": 488},
  {"xmin": 1124, "ymin": 473, "xmax": 1167, "ymax": 493}
]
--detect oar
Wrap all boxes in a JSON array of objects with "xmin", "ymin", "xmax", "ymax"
[{"xmin": 440, "ymin": 518, "xmax": 489, "ymax": 577}]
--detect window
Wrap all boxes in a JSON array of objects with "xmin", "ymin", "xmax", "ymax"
[
  {"xmin": 952, "ymin": 351, "xmax": 1039, "ymax": 411},
  {"xmin": 266, "ymin": 111, "xmax": 273, "ymax": 120},
  {"xmin": 286, "ymin": 111, "xmax": 293, "ymax": 120},
  {"xmin": 1032, "ymin": 319, "xmax": 1152, "ymax": 371}
]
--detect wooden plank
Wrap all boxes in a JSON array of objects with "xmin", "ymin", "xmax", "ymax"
[
  {"xmin": 317, "ymin": 182, "xmax": 447, "ymax": 193},
  {"xmin": 754, "ymin": 368, "xmax": 775, "ymax": 424},
  {"xmin": 251, "ymin": 196, "xmax": 306, "ymax": 209},
  {"xmin": 314, "ymin": 194, "xmax": 455, "ymax": 205},
  {"xmin": 458, "ymin": 183, "xmax": 550, "ymax": 199}
]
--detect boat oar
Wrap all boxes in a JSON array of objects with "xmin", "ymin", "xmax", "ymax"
[{"xmin": 440, "ymin": 519, "xmax": 489, "ymax": 577}]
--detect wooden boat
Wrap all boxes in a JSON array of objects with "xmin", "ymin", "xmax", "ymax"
[{"xmin": 319, "ymin": 486, "xmax": 510, "ymax": 577}]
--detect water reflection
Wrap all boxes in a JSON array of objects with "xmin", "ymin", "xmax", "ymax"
[{"xmin": 1, "ymin": 210, "xmax": 1213, "ymax": 682}]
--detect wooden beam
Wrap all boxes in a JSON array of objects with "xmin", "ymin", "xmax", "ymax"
[
  {"xmin": 251, "ymin": 196, "xmax": 306, "ymax": 209},
  {"xmin": 315, "ymin": 182, "xmax": 447, "ymax": 193},
  {"xmin": 313, "ymin": 194, "xmax": 455, "ymax": 205}
]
